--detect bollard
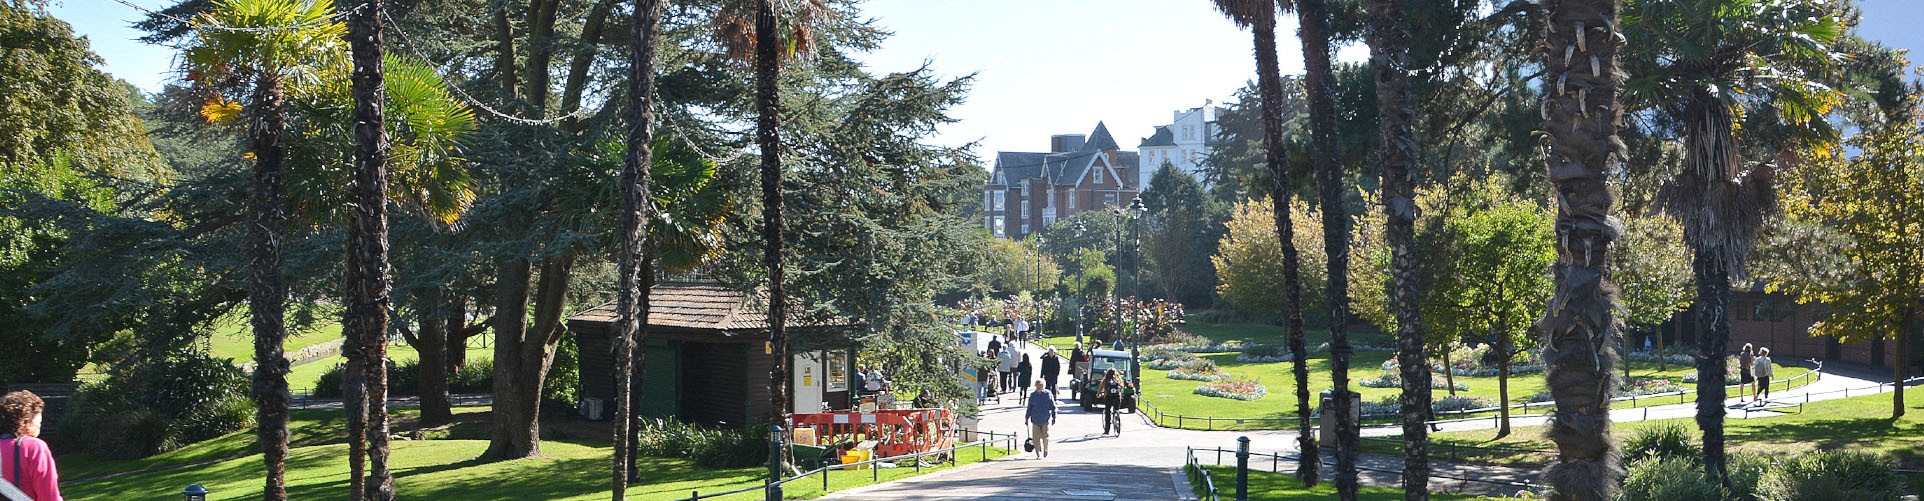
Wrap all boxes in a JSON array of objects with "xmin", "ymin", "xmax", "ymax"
[
  {"xmin": 767, "ymin": 425, "xmax": 784, "ymax": 501},
  {"xmin": 1236, "ymin": 436, "xmax": 1250, "ymax": 501}
]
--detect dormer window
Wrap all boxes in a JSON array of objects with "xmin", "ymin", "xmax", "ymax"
[{"xmin": 1094, "ymin": 168, "xmax": 1104, "ymax": 184}]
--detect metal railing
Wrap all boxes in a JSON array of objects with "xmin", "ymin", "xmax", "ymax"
[
  {"xmin": 1138, "ymin": 362, "xmax": 1826, "ymax": 432},
  {"xmin": 1359, "ymin": 436, "xmax": 1554, "ymax": 463},
  {"xmin": 669, "ymin": 430, "xmax": 1018, "ymax": 501},
  {"xmin": 1185, "ymin": 442, "xmax": 1538, "ymax": 499}
]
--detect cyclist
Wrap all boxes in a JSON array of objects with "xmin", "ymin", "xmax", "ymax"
[{"xmin": 1099, "ymin": 368, "xmax": 1125, "ymax": 436}]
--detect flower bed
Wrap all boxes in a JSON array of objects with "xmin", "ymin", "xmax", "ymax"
[
  {"xmin": 1149, "ymin": 357, "xmax": 1218, "ymax": 372},
  {"xmin": 1626, "ymin": 350, "xmax": 1695, "ymax": 366},
  {"xmin": 1620, "ymin": 378, "xmax": 1686, "ymax": 396},
  {"xmin": 1357, "ymin": 371, "xmax": 1469, "ymax": 391},
  {"xmin": 1167, "ymin": 367, "xmax": 1231, "ymax": 382},
  {"xmin": 1194, "ymin": 377, "xmax": 1267, "ymax": 401},
  {"xmin": 1380, "ymin": 358, "xmax": 1542, "ymax": 377}
]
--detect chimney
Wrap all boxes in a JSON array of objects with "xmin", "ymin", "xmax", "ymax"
[{"xmin": 1051, "ymin": 134, "xmax": 1085, "ymax": 153}]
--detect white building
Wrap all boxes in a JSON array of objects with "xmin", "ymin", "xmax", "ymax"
[{"xmin": 1136, "ymin": 101, "xmax": 1224, "ymax": 189}]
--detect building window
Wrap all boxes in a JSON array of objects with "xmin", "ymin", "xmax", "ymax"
[
  {"xmin": 1067, "ymin": 192, "xmax": 1075, "ymax": 209},
  {"xmin": 1094, "ymin": 168, "xmax": 1104, "ymax": 184},
  {"xmin": 1020, "ymin": 200, "xmax": 1027, "ymax": 219},
  {"xmin": 826, "ymin": 351, "xmax": 847, "ymax": 391},
  {"xmin": 984, "ymin": 192, "xmax": 992, "ymax": 212},
  {"xmin": 993, "ymin": 216, "xmax": 1005, "ymax": 236},
  {"xmin": 1045, "ymin": 188, "xmax": 1053, "ymax": 208},
  {"xmin": 1105, "ymin": 192, "xmax": 1117, "ymax": 206},
  {"xmin": 1044, "ymin": 215, "xmax": 1055, "ymax": 225},
  {"xmin": 993, "ymin": 191, "xmax": 1005, "ymax": 211},
  {"xmin": 1021, "ymin": 223, "xmax": 1030, "ymax": 235}
]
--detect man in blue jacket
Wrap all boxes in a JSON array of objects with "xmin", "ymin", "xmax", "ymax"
[{"xmin": 1024, "ymin": 380, "xmax": 1057, "ymax": 458}]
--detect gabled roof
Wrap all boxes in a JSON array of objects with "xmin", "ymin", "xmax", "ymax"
[
  {"xmin": 1081, "ymin": 121, "xmax": 1120, "ymax": 152},
  {"xmin": 1045, "ymin": 151, "xmax": 1101, "ymax": 186},
  {"xmin": 569, "ymin": 282, "xmax": 833, "ymax": 332},
  {"xmin": 1139, "ymin": 126, "xmax": 1175, "ymax": 148}
]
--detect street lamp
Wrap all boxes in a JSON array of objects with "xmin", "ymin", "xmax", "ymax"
[
  {"xmin": 1073, "ymin": 221, "xmax": 1087, "ymax": 345},
  {"xmin": 181, "ymin": 484, "xmax": 209, "ymax": 501},
  {"xmin": 1035, "ymin": 234, "xmax": 1047, "ymax": 340},
  {"xmin": 1128, "ymin": 197, "xmax": 1147, "ymax": 390}
]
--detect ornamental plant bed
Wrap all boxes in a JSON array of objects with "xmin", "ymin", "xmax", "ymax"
[{"xmin": 1195, "ymin": 376, "xmax": 1267, "ymax": 401}]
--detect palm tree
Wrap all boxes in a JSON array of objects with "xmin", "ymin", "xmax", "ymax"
[
  {"xmin": 1362, "ymin": 0, "xmax": 1427, "ymax": 497},
  {"xmin": 1535, "ymin": 0, "xmax": 1627, "ymax": 499},
  {"xmin": 1207, "ymin": 0, "xmax": 1321, "ymax": 485},
  {"xmin": 712, "ymin": 0, "xmax": 828, "ymax": 472},
  {"xmin": 343, "ymin": 0, "xmax": 395, "ymax": 498},
  {"xmin": 612, "ymin": 0, "xmax": 664, "ymax": 497},
  {"xmin": 1623, "ymin": 0, "xmax": 1848, "ymax": 481},
  {"xmin": 1288, "ymin": 0, "xmax": 1358, "ymax": 496},
  {"xmin": 181, "ymin": 2, "xmax": 344, "ymax": 499}
]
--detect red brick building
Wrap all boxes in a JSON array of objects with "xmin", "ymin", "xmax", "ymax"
[
  {"xmin": 983, "ymin": 122, "xmax": 1140, "ymax": 240},
  {"xmin": 1658, "ymin": 288, "xmax": 1919, "ymax": 371}
]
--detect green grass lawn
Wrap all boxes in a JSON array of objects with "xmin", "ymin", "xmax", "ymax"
[
  {"xmin": 1188, "ymin": 465, "xmax": 1494, "ymax": 500},
  {"xmin": 204, "ymin": 311, "xmax": 345, "ymax": 364},
  {"xmin": 286, "ymin": 340, "xmax": 495, "ymax": 394},
  {"xmin": 59, "ymin": 407, "xmax": 1012, "ymax": 500},
  {"xmin": 1113, "ymin": 325, "xmax": 1810, "ymax": 431},
  {"xmin": 1359, "ymin": 386, "xmax": 1924, "ymax": 469}
]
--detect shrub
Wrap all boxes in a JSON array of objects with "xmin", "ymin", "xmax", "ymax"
[
  {"xmin": 1431, "ymin": 395, "xmax": 1494, "ymax": 413},
  {"xmin": 56, "ymin": 351, "xmax": 254, "ymax": 459},
  {"xmin": 1236, "ymin": 344, "xmax": 1291, "ymax": 363},
  {"xmin": 1620, "ymin": 456, "xmax": 1725, "ymax": 501},
  {"xmin": 1142, "ymin": 348, "xmax": 1195, "ymax": 363},
  {"xmin": 1357, "ymin": 372, "xmax": 1468, "ymax": 391},
  {"xmin": 634, "ymin": 418, "xmax": 769, "ymax": 468},
  {"xmin": 1194, "ymin": 377, "xmax": 1266, "ymax": 401},
  {"xmin": 1527, "ymin": 391, "xmax": 1554, "ymax": 403},
  {"xmin": 1756, "ymin": 451, "xmax": 1907, "ymax": 501},
  {"xmin": 1180, "ymin": 358, "xmax": 1218, "ymax": 372},
  {"xmin": 1619, "ymin": 378, "xmax": 1686, "ymax": 397},
  {"xmin": 1727, "ymin": 452, "xmax": 1771, "ymax": 500},
  {"xmin": 1621, "ymin": 422, "xmax": 1701, "ymax": 464}
]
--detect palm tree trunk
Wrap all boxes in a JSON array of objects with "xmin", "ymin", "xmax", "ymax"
[
  {"xmin": 1250, "ymin": 3, "xmax": 1320, "ymax": 485},
  {"xmin": 346, "ymin": 2, "xmax": 395, "ymax": 497},
  {"xmin": 247, "ymin": 73, "xmax": 292, "ymax": 501},
  {"xmin": 612, "ymin": 0, "xmax": 663, "ymax": 495},
  {"xmin": 755, "ymin": 0, "xmax": 791, "ymax": 468},
  {"xmin": 1539, "ymin": 1, "xmax": 1626, "ymax": 499},
  {"xmin": 1294, "ymin": 0, "xmax": 1357, "ymax": 496},
  {"xmin": 1692, "ymin": 250, "xmax": 1729, "ymax": 481},
  {"xmin": 1363, "ymin": 0, "xmax": 1428, "ymax": 495}
]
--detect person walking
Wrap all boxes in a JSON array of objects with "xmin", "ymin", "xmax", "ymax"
[
  {"xmin": 1753, "ymin": 347, "xmax": 1775, "ymax": 403},
  {"xmin": 1024, "ymin": 380, "xmax": 1056, "ymax": 458},
  {"xmin": 1, "ymin": 390, "xmax": 62, "ymax": 501},
  {"xmin": 987, "ymin": 335, "xmax": 1002, "ymax": 356},
  {"xmin": 1017, "ymin": 354, "xmax": 1034, "ymax": 393},
  {"xmin": 1738, "ymin": 344, "xmax": 1757, "ymax": 402},
  {"xmin": 1008, "ymin": 344, "xmax": 1023, "ymax": 395},
  {"xmin": 1040, "ymin": 348, "xmax": 1062, "ymax": 393}
]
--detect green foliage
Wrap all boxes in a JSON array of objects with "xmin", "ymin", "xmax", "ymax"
[
  {"xmin": 981, "ymin": 237, "xmax": 1059, "ymax": 297},
  {"xmin": 1211, "ymin": 196, "xmax": 1327, "ymax": 322},
  {"xmin": 1619, "ymin": 456, "xmax": 1725, "ymax": 501},
  {"xmin": 1442, "ymin": 194, "xmax": 1555, "ymax": 355},
  {"xmin": 56, "ymin": 350, "xmax": 254, "ymax": 459},
  {"xmin": 1756, "ymin": 451, "xmax": 1908, "ymax": 501},
  {"xmin": 542, "ymin": 329, "xmax": 579, "ymax": 409},
  {"xmin": 313, "ymin": 358, "xmax": 493, "ymax": 398},
  {"xmin": 1620, "ymin": 421, "xmax": 1702, "ymax": 464},
  {"xmin": 1612, "ymin": 214, "xmax": 1692, "ymax": 330},
  {"xmin": 1070, "ymin": 248, "xmax": 1116, "ymax": 301},
  {"xmin": 634, "ymin": 418, "xmax": 769, "ymax": 469},
  {"xmin": 1140, "ymin": 162, "xmax": 1227, "ymax": 308}
]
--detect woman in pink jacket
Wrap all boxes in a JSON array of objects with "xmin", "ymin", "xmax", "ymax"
[{"xmin": 2, "ymin": 390, "xmax": 61, "ymax": 501}]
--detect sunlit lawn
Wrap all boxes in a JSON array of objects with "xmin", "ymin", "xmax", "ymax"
[
  {"xmin": 1189, "ymin": 465, "xmax": 1496, "ymax": 500},
  {"xmin": 204, "ymin": 309, "xmax": 346, "ymax": 364},
  {"xmin": 285, "ymin": 340, "xmax": 495, "ymax": 394},
  {"xmin": 59, "ymin": 407, "xmax": 1011, "ymax": 500},
  {"xmin": 1359, "ymin": 386, "xmax": 1924, "ymax": 469}
]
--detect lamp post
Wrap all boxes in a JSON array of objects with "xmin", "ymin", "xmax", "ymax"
[
  {"xmin": 1036, "ymin": 234, "xmax": 1047, "ymax": 340},
  {"xmin": 1128, "ymin": 197, "xmax": 1147, "ymax": 390},
  {"xmin": 1110, "ymin": 205, "xmax": 1125, "ymax": 353},
  {"xmin": 181, "ymin": 484, "xmax": 209, "ymax": 501},
  {"xmin": 1074, "ymin": 221, "xmax": 1086, "ymax": 346}
]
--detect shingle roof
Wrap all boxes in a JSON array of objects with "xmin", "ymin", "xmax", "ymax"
[
  {"xmin": 993, "ymin": 152, "xmax": 1049, "ymax": 186},
  {"xmin": 1081, "ymin": 121, "xmax": 1120, "ymax": 152},
  {"xmin": 569, "ymin": 282, "xmax": 822, "ymax": 331},
  {"xmin": 1046, "ymin": 151, "xmax": 1100, "ymax": 185},
  {"xmin": 1139, "ymin": 126, "xmax": 1175, "ymax": 147}
]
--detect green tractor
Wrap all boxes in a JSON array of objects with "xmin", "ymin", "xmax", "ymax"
[{"xmin": 1074, "ymin": 349, "xmax": 1138, "ymax": 412}]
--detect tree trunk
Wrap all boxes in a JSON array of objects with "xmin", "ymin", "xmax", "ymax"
[
  {"xmin": 446, "ymin": 293, "xmax": 473, "ymax": 374},
  {"xmin": 1895, "ymin": 309, "xmax": 1910, "ymax": 419},
  {"xmin": 484, "ymin": 258, "xmax": 534, "ymax": 459},
  {"xmin": 417, "ymin": 288, "xmax": 452, "ymax": 427},
  {"xmin": 755, "ymin": 0, "xmax": 791, "ymax": 470},
  {"xmin": 1363, "ymin": 0, "xmax": 1428, "ymax": 494},
  {"xmin": 1539, "ymin": 1, "xmax": 1626, "ymax": 499},
  {"xmin": 1249, "ymin": 3, "xmax": 1319, "ymax": 485},
  {"xmin": 1497, "ymin": 330, "xmax": 1511, "ymax": 438},
  {"xmin": 1294, "ymin": 0, "xmax": 1357, "ymax": 496},
  {"xmin": 347, "ymin": 2, "xmax": 395, "ymax": 497},
  {"xmin": 612, "ymin": 0, "xmax": 663, "ymax": 495},
  {"xmin": 1693, "ymin": 250, "xmax": 1729, "ymax": 481},
  {"xmin": 246, "ymin": 73, "xmax": 292, "ymax": 501},
  {"xmin": 1443, "ymin": 349, "xmax": 1457, "ymax": 397}
]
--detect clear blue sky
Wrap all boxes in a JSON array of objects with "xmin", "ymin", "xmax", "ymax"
[{"xmin": 45, "ymin": 0, "xmax": 1924, "ymax": 163}]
